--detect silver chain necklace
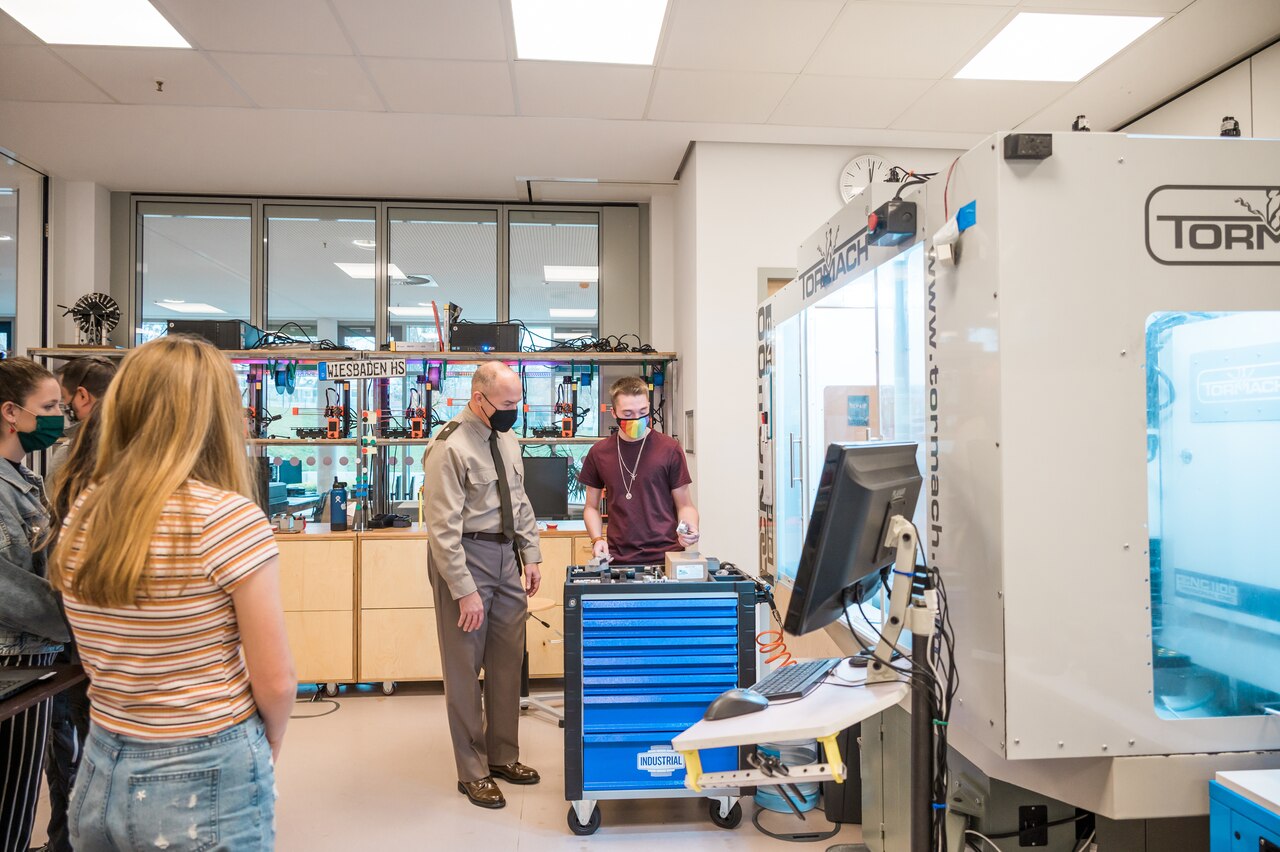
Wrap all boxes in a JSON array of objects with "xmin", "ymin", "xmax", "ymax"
[{"xmin": 616, "ymin": 431, "xmax": 649, "ymax": 500}]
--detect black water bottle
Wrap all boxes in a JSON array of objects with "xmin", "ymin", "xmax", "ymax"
[{"xmin": 330, "ymin": 478, "xmax": 348, "ymax": 532}]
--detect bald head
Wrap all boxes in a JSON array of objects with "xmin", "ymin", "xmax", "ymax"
[{"xmin": 469, "ymin": 361, "xmax": 522, "ymax": 427}]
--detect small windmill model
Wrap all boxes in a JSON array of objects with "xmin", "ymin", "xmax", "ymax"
[{"xmin": 60, "ymin": 293, "xmax": 121, "ymax": 346}]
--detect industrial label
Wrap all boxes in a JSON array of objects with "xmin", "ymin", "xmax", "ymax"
[
  {"xmin": 636, "ymin": 747, "xmax": 684, "ymax": 777},
  {"xmin": 1191, "ymin": 343, "xmax": 1280, "ymax": 422},
  {"xmin": 318, "ymin": 359, "xmax": 407, "ymax": 382},
  {"xmin": 1145, "ymin": 185, "xmax": 1280, "ymax": 266}
]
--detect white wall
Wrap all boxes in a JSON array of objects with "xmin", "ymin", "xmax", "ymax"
[
  {"xmin": 672, "ymin": 141, "xmax": 960, "ymax": 575},
  {"xmin": 1124, "ymin": 41, "xmax": 1280, "ymax": 137},
  {"xmin": 47, "ymin": 179, "xmax": 111, "ymax": 347}
]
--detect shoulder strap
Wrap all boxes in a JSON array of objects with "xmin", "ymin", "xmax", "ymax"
[{"xmin": 422, "ymin": 420, "xmax": 461, "ymax": 464}]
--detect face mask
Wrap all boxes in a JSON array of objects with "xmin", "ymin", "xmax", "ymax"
[
  {"xmin": 16, "ymin": 406, "xmax": 65, "ymax": 453},
  {"xmin": 60, "ymin": 403, "xmax": 79, "ymax": 425},
  {"xmin": 616, "ymin": 414, "xmax": 650, "ymax": 441},
  {"xmin": 482, "ymin": 394, "xmax": 519, "ymax": 433}
]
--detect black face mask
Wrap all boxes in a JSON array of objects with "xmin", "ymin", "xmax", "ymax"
[{"xmin": 482, "ymin": 394, "xmax": 519, "ymax": 433}]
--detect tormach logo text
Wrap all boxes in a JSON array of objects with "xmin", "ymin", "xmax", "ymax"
[
  {"xmin": 801, "ymin": 225, "xmax": 870, "ymax": 298},
  {"xmin": 1146, "ymin": 185, "xmax": 1280, "ymax": 266}
]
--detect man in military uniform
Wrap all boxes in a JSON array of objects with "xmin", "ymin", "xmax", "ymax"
[{"xmin": 422, "ymin": 361, "xmax": 543, "ymax": 809}]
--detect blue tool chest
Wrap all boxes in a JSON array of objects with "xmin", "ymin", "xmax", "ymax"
[
  {"xmin": 563, "ymin": 565, "xmax": 760, "ymax": 832},
  {"xmin": 1210, "ymin": 777, "xmax": 1280, "ymax": 852}
]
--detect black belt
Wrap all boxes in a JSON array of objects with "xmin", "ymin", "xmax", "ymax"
[{"xmin": 462, "ymin": 531, "xmax": 511, "ymax": 544}]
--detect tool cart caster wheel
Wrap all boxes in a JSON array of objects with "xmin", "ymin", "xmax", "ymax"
[
  {"xmin": 709, "ymin": 800, "xmax": 742, "ymax": 829},
  {"xmin": 323, "ymin": 682, "xmax": 339, "ymax": 697},
  {"xmin": 567, "ymin": 805, "xmax": 602, "ymax": 836},
  {"xmin": 381, "ymin": 681, "xmax": 396, "ymax": 696}
]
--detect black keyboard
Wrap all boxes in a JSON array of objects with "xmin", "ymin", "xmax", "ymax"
[{"xmin": 750, "ymin": 658, "xmax": 841, "ymax": 702}]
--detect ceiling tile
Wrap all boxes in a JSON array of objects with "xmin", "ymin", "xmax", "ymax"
[
  {"xmin": 769, "ymin": 76, "xmax": 933, "ymax": 128},
  {"xmin": 154, "ymin": 0, "xmax": 352, "ymax": 54},
  {"xmin": 0, "ymin": 46, "xmax": 113, "ymax": 103},
  {"xmin": 807, "ymin": 2, "xmax": 1011, "ymax": 79},
  {"xmin": 0, "ymin": 11, "xmax": 39, "ymax": 45},
  {"xmin": 514, "ymin": 62, "xmax": 653, "ymax": 120},
  {"xmin": 364, "ymin": 58, "xmax": 513, "ymax": 115},
  {"xmin": 648, "ymin": 69, "xmax": 794, "ymax": 123},
  {"xmin": 53, "ymin": 47, "xmax": 251, "ymax": 107},
  {"xmin": 210, "ymin": 53, "xmax": 383, "ymax": 111},
  {"xmin": 329, "ymin": 0, "xmax": 507, "ymax": 60},
  {"xmin": 891, "ymin": 79, "xmax": 1072, "ymax": 132},
  {"xmin": 659, "ymin": 0, "xmax": 844, "ymax": 73}
]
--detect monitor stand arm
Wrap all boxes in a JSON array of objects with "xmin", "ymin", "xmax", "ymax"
[{"xmin": 863, "ymin": 513, "xmax": 939, "ymax": 852}]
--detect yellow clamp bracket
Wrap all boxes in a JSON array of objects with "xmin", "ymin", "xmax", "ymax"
[
  {"xmin": 681, "ymin": 750, "xmax": 703, "ymax": 793},
  {"xmin": 817, "ymin": 734, "xmax": 844, "ymax": 784}
]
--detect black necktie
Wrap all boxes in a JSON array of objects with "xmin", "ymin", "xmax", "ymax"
[{"xmin": 489, "ymin": 430, "xmax": 516, "ymax": 542}]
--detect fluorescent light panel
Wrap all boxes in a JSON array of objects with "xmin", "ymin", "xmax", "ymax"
[
  {"xmin": 513, "ymin": 0, "xmax": 668, "ymax": 65},
  {"xmin": 549, "ymin": 308, "xmax": 597, "ymax": 318},
  {"xmin": 154, "ymin": 301, "xmax": 225, "ymax": 314},
  {"xmin": 956, "ymin": 12, "xmax": 1161, "ymax": 82},
  {"xmin": 544, "ymin": 265, "xmax": 599, "ymax": 282},
  {"xmin": 0, "ymin": 0, "xmax": 190, "ymax": 47},
  {"xmin": 334, "ymin": 262, "xmax": 407, "ymax": 279}
]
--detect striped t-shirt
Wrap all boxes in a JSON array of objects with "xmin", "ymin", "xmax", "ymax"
[{"xmin": 61, "ymin": 480, "xmax": 278, "ymax": 739}]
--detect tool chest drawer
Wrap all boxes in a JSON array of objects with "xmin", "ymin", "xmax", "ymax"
[{"xmin": 581, "ymin": 732, "xmax": 737, "ymax": 792}]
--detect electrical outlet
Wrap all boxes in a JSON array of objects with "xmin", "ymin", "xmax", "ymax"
[{"xmin": 1017, "ymin": 804, "xmax": 1048, "ymax": 847}]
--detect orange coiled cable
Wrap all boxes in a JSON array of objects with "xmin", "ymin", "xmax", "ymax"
[{"xmin": 756, "ymin": 629, "xmax": 796, "ymax": 667}]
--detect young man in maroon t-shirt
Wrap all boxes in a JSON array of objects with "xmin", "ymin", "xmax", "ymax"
[{"xmin": 579, "ymin": 376, "xmax": 700, "ymax": 564}]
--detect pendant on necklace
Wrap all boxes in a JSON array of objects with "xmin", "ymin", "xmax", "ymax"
[{"xmin": 625, "ymin": 493, "xmax": 633, "ymax": 500}]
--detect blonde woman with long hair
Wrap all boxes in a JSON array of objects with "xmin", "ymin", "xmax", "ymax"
[{"xmin": 52, "ymin": 336, "xmax": 295, "ymax": 851}]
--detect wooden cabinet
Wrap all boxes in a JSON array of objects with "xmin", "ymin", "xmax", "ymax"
[
  {"xmin": 278, "ymin": 538, "xmax": 356, "ymax": 684},
  {"xmin": 526, "ymin": 605, "xmax": 565, "ymax": 678},
  {"xmin": 572, "ymin": 535, "xmax": 594, "ymax": 567},
  {"xmin": 360, "ymin": 609, "xmax": 442, "ymax": 680},
  {"xmin": 358, "ymin": 537, "xmax": 437, "ymax": 683},
  {"xmin": 284, "ymin": 611, "xmax": 354, "ymax": 682}
]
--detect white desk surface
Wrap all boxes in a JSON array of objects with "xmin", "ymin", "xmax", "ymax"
[
  {"xmin": 672, "ymin": 666, "xmax": 910, "ymax": 752},
  {"xmin": 1217, "ymin": 770, "xmax": 1280, "ymax": 815}
]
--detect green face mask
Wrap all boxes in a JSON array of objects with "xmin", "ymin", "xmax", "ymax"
[{"xmin": 16, "ymin": 407, "xmax": 65, "ymax": 453}]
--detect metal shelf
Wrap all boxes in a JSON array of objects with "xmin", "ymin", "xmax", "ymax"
[
  {"xmin": 373, "ymin": 436, "xmax": 607, "ymax": 446},
  {"xmin": 249, "ymin": 438, "xmax": 357, "ymax": 445},
  {"xmin": 29, "ymin": 347, "xmax": 676, "ymax": 365}
]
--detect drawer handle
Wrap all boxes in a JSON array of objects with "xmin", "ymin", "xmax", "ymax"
[{"xmin": 548, "ymin": 639, "xmax": 564, "ymax": 646}]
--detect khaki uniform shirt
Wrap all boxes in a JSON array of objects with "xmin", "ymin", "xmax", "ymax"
[{"xmin": 422, "ymin": 406, "xmax": 542, "ymax": 600}]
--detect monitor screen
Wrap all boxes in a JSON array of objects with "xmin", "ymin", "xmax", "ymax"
[
  {"xmin": 522, "ymin": 455, "xmax": 570, "ymax": 519},
  {"xmin": 784, "ymin": 441, "xmax": 922, "ymax": 637}
]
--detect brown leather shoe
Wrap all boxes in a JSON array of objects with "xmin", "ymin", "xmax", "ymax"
[
  {"xmin": 488, "ymin": 762, "xmax": 540, "ymax": 785},
  {"xmin": 457, "ymin": 776, "xmax": 506, "ymax": 809}
]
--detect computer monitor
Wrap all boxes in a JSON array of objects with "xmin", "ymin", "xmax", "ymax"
[
  {"xmin": 522, "ymin": 455, "xmax": 570, "ymax": 519},
  {"xmin": 784, "ymin": 441, "xmax": 922, "ymax": 637}
]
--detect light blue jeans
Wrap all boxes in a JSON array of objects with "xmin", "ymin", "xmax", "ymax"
[{"xmin": 69, "ymin": 715, "xmax": 276, "ymax": 851}]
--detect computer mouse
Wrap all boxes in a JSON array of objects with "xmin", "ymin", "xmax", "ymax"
[{"xmin": 703, "ymin": 688, "xmax": 770, "ymax": 721}]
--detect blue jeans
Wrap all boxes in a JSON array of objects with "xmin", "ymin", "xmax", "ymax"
[{"xmin": 69, "ymin": 715, "xmax": 276, "ymax": 851}]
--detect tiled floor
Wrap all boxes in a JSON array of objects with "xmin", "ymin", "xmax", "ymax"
[{"xmin": 35, "ymin": 683, "xmax": 867, "ymax": 850}]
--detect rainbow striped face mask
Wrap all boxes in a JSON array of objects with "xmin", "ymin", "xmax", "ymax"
[{"xmin": 616, "ymin": 414, "xmax": 650, "ymax": 440}]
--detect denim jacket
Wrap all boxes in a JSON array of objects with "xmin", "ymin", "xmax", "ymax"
[{"xmin": 0, "ymin": 459, "xmax": 69, "ymax": 655}]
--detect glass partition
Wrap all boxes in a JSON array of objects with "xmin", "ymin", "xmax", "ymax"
[
  {"xmin": 509, "ymin": 210, "xmax": 600, "ymax": 347},
  {"xmin": 388, "ymin": 208, "xmax": 498, "ymax": 346},
  {"xmin": 138, "ymin": 202, "xmax": 252, "ymax": 345},
  {"xmin": 1147, "ymin": 311, "xmax": 1280, "ymax": 719},
  {"xmin": 266, "ymin": 205, "xmax": 376, "ymax": 343},
  {"xmin": 0, "ymin": 181, "xmax": 14, "ymax": 353}
]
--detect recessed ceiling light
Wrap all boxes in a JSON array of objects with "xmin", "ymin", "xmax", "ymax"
[
  {"xmin": 0, "ymin": 234, "xmax": 12, "ymax": 241},
  {"xmin": 513, "ymin": 0, "xmax": 668, "ymax": 65},
  {"xmin": 544, "ymin": 265, "xmax": 599, "ymax": 282},
  {"xmin": 0, "ymin": 0, "xmax": 191, "ymax": 47},
  {"xmin": 352, "ymin": 239, "xmax": 376, "ymax": 250},
  {"xmin": 154, "ymin": 301, "xmax": 225, "ymax": 314},
  {"xmin": 956, "ymin": 12, "xmax": 1160, "ymax": 82},
  {"xmin": 334, "ymin": 262, "xmax": 407, "ymax": 280},
  {"xmin": 388, "ymin": 306, "xmax": 439, "ymax": 318},
  {"xmin": 549, "ymin": 308, "xmax": 598, "ymax": 318}
]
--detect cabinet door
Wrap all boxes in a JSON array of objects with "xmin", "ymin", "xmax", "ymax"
[
  {"xmin": 572, "ymin": 535, "xmax": 594, "ymax": 567},
  {"xmin": 361, "ymin": 539, "xmax": 433, "ymax": 609},
  {"xmin": 278, "ymin": 540, "xmax": 354, "ymax": 611},
  {"xmin": 536, "ymin": 537, "xmax": 572, "ymax": 606},
  {"xmin": 284, "ymin": 611, "xmax": 354, "ymax": 681},
  {"xmin": 359, "ymin": 609, "xmax": 442, "ymax": 681},
  {"xmin": 526, "ymin": 605, "xmax": 564, "ymax": 678}
]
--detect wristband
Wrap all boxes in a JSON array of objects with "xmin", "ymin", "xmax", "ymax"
[{"xmin": 591, "ymin": 535, "xmax": 606, "ymax": 544}]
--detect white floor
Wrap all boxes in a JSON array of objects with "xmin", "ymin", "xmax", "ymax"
[{"xmin": 35, "ymin": 683, "xmax": 867, "ymax": 851}]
